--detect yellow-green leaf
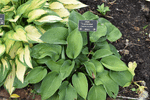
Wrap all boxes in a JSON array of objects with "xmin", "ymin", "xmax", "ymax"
[
  {"xmin": 34, "ymin": 15, "xmax": 62, "ymax": 25},
  {"xmin": 25, "ymin": 25, "xmax": 43, "ymax": 43},
  {"xmin": 24, "ymin": 45, "xmax": 33, "ymax": 69},
  {"xmin": 27, "ymin": 9, "xmax": 47, "ymax": 23},
  {"xmin": 0, "ymin": 44, "xmax": 6, "ymax": 57},
  {"xmin": 53, "ymin": 9, "xmax": 70, "ymax": 17},
  {"xmin": 64, "ymin": 3, "xmax": 88, "ymax": 9},
  {"xmin": 4, "ymin": 60, "xmax": 15, "ymax": 95},
  {"xmin": 9, "ymin": 41, "xmax": 22, "ymax": 59},
  {"xmin": 23, "ymin": 0, "xmax": 47, "ymax": 17},
  {"xmin": 58, "ymin": 0, "xmax": 81, "ymax": 4},
  {"xmin": 15, "ymin": 26, "xmax": 28, "ymax": 42},
  {"xmin": 4, "ymin": 39, "xmax": 15, "ymax": 54},
  {"xmin": 0, "ymin": 0, "xmax": 10, "ymax": 5},
  {"xmin": 15, "ymin": 57, "xmax": 26, "ymax": 83},
  {"xmin": 10, "ymin": 94, "xmax": 20, "ymax": 98},
  {"xmin": 49, "ymin": 2, "xmax": 64, "ymax": 9}
]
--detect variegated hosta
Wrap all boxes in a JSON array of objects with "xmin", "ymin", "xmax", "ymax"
[{"xmin": 0, "ymin": 0, "xmax": 87, "ymax": 96}]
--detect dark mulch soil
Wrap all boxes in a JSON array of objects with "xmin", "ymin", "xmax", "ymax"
[
  {"xmin": 78, "ymin": 0, "xmax": 150, "ymax": 99},
  {"xmin": 1, "ymin": 0, "xmax": 150, "ymax": 100}
]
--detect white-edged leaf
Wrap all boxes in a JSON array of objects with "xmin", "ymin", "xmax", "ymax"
[
  {"xmin": 4, "ymin": 60, "xmax": 15, "ymax": 95},
  {"xmin": 72, "ymin": 72, "xmax": 88, "ymax": 99}
]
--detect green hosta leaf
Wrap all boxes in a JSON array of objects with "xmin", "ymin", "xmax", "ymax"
[
  {"xmin": 105, "ymin": 23, "xmax": 122, "ymax": 42},
  {"xmin": 68, "ymin": 20, "xmax": 78, "ymax": 33},
  {"xmin": 45, "ymin": 59, "xmax": 63, "ymax": 72},
  {"xmin": 110, "ymin": 70, "xmax": 133, "ymax": 87},
  {"xmin": 31, "ymin": 43, "xmax": 61, "ymax": 60},
  {"xmin": 41, "ymin": 71, "xmax": 62, "ymax": 100},
  {"xmin": 95, "ymin": 41, "xmax": 110, "ymax": 50},
  {"xmin": 0, "ymin": 0, "xmax": 10, "ymax": 5},
  {"xmin": 83, "ymin": 11, "xmax": 99, "ymax": 20},
  {"xmin": 25, "ymin": 67, "xmax": 47, "ymax": 84},
  {"xmin": 58, "ymin": 81, "xmax": 77, "ymax": 100},
  {"xmin": 0, "ymin": 44, "xmax": 5, "ymax": 57},
  {"xmin": 0, "ymin": 58, "xmax": 10, "ymax": 83},
  {"xmin": 95, "ymin": 70, "xmax": 119, "ymax": 98},
  {"xmin": 83, "ymin": 61, "xmax": 96, "ymax": 79},
  {"xmin": 90, "ymin": 24, "xmax": 107, "ymax": 42},
  {"xmin": 88, "ymin": 85, "xmax": 106, "ymax": 100},
  {"xmin": 66, "ymin": 28, "xmax": 83, "ymax": 59},
  {"xmin": 72, "ymin": 72, "xmax": 88, "ymax": 99},
  {"xmin": 60, "ymin": 60, "xmax": 75, "ymax": 80},
  {"xmin": 101, "ymin": 55, "xmax": 128, "ymax": 71},
  {"xmin": 15, "ymin": 57, "xmax": 26, "ymax": 83},
  {"xmin": 93, "ymin": 49, "xmax": 113, "ymax": 59},
  {"xmin": 47, "ymin": 92, "xmax": 59, "ymax": 100},
  {"xmin": 69, "ymin": 11, "xmax": 85, "ymax": 24},
  {"xmin": 13, "ymin": 77, "xmax": 28, "ymax": 89},
  {"xmin": 40, "ymin": 27, "xmax": 68, "ymax": 44},
  {"xmin": 91, "ymin": 59, "xmax": 104, "ymax": 73},
  {"xmin": 25, "ymin": 25, "xmax": 43, "ymax": 43},
  {"xmin": 4, "ymin": 60, "xmax": 15, "ymax": 95},
  {"xmin": 34, "ymin": 15, "xmax": 62, "ymax": 25},
  {"xmin": 109, "ymin": 44, "xmax": 121, "ymax": 58}
]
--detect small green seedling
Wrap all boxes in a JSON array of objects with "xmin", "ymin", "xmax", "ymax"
[{"xmin": 97, "ymin": 3, "xmax": 110, "ymax": 15}]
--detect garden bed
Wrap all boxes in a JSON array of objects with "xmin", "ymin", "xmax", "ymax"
[
  {"xmin": 78, "ymin": 0, "xmax": 150, "ymax": 99},
  {"xmin": 0, "ymin": 0, "xmax": 150, "ymax": 100}
]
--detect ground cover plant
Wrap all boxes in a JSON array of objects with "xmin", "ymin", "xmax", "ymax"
[{"xmin": 0, "ymin": 0, "xmax": 137, "ymax": 100}]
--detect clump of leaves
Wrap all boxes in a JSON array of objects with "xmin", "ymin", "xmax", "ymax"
[
  {"xmin": 29, "ymin": 11, "xmax": 133, "ymax": 100},
  {"xmin": 0, "ymin": 0, "xmax": 87, "ymax": 96},
  {"xmin": 97, "ymin": 3, "xmax": 110, "ymax": 15}
]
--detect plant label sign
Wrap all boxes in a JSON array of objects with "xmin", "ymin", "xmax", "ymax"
[
  {"xmin": 0, "ymin": 14, "xmax": 5, "ymax": 25},
  {"xmin": 78, "ymin": 20, "xmax": 97, "ymax": 32}
]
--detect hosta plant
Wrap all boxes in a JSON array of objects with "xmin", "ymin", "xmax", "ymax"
[
  {"xmin": 31, "ymin": 11, "xmax": 133, "ymax": 100},
  {"xmin": 0, "ymin": 0, "xmax": 87, "ymax": 96}
]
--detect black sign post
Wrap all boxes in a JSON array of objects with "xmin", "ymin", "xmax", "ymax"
[
  {"xmin": 78, "ymin": 20, "xmax": 97, "ymax": 52},
  {"xmin": 0, "ymin": 14, "xmax": 5, "ymax": 25}
]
